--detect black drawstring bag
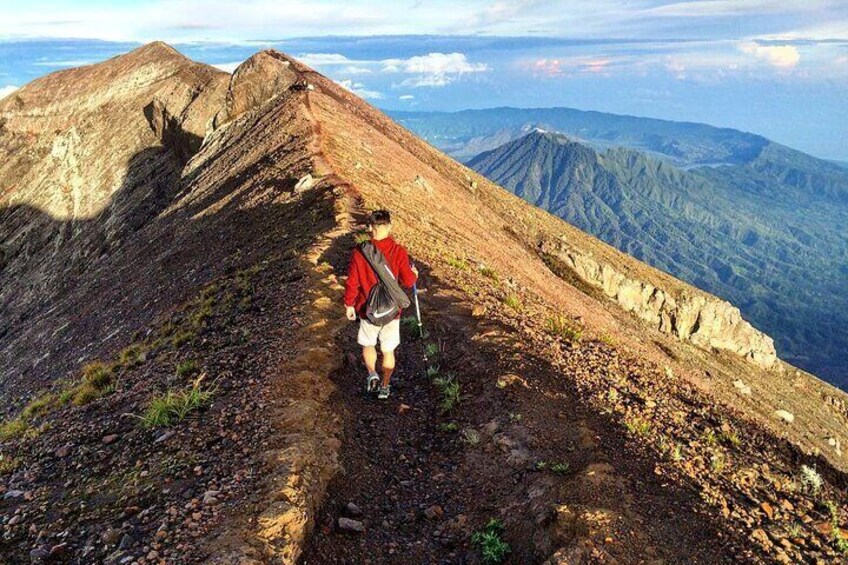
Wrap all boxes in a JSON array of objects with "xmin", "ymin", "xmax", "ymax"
[{"xmin": 359, "ymin": 242, "xmax": 411, "ymax": 326}]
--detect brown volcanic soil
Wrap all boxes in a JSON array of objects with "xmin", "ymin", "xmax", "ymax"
[{"xmin": 1, "ymin": 44, "xmax": 848, "ymax": 565}]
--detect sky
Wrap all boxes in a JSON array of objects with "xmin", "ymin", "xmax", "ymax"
[{"xmin": 0, "ymin": 1, "xmax": 847, "ymax": 161}]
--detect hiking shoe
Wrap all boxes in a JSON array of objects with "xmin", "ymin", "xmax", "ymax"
[
  {"xmin": 365, "ymin": 373, "xmax": 380, "ymax": 393},
  {"xmin": 377, "ymin": 385, "xmax": 391, "ymax": 400}
]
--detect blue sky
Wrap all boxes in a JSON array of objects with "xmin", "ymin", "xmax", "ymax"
[{"xmin": 1, "ymin": 1, "xmax": 847, "ymax": 160}]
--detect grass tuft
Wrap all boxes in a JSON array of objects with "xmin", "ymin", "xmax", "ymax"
[
  {"xmin": 22, "ymin": 393, "xmax": 55, "ymax": 419},
  {"xmin": 544, "ymin": 314, "xmax": 583, "ymax": 342},
  {"xmin": 446, "ymin": 256, "xmax": 469, "ymax": 271},
  {"xmin": 480, "ymin": 266, "xmax": 499, "ymax": 281},
  {"xmin": 0, "ymin": 418, "xmax": 29, "ymax": 441},
  {"xmin": 439, "ymin": 381, "xmax": 461, "ymax": 413},
  {"xmin": 471, "ymin": 519, "xmax": 511, "ymax": 564},
  {"xmin": 438, "ymin": 422, "xmax": 459, "ymax": 433},
  {"xmin": 502, "ymin": 294, "xmax": 522, "ymax": 311},
  {"xmin": 175, "ymin": 359, "xmax": 200, "ymax": 378},
  {"xmin": 140, "ymin": 378, "xmax": 215, "ymax": 428},
  {"xmin": 118, "ymin": 343, "xmax": 146, "ymax": 367},
  {"xmin": 625, "ymin": 417, "xmax": 651, "ymax": 436},
  {"xmin": 461, "ymin": 428, "xmax": 481, "ymax": 446},
  {"xmin": 551, "ymin": 462, "xmax": 571, "ymax": 475}
]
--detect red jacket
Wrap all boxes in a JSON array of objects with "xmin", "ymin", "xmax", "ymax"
[{"xmin": 344, "ymin": 237, "xmax": 417, "ymax": 317}]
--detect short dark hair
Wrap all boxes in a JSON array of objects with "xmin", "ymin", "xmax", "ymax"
[{"xmin": 369, "ymin": 209, "xmax": 391, "ymax": 226}]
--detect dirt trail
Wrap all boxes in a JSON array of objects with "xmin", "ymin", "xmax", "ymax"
[{"xmin": 300, "ymin": 258, "xmax": 740, "ymax": 564}]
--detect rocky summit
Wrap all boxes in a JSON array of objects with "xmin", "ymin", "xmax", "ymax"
[{"xmin": 2, "ymin": 43, "xmax": 848, "ymax": 564}]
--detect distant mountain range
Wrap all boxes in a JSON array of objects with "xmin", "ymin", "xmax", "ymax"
[{"xmin": 393, "ymin": 109, "xmax": 848, "ymax": 386}]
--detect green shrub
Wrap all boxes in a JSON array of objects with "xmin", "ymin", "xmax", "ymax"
[
  {"xmin": 472, "ymin": 519, "xmax": 511, "ymax": 564},
  {"xmin": 140, "ymin": 380, "xmax": 215, "ymax": 428},
  {"xmin": 438, "ymin": 422, "xmax": 459, "ymax": 433}
]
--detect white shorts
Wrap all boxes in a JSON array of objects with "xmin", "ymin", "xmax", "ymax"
[{"xmin": 357, "ymin": 318, "xmax": 401, "ymax": 352}]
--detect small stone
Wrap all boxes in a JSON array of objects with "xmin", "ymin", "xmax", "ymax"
[
  {"xmin": 29, "ymin": 545, "xmax": 50, "ymax": 563},
  {"xmin": 471, "ymin": 305, "xmax": 487, "ymax": 317},
  {"xmin": 346, "ymin": 502, "xmax": 363, "ymax": 517},
  {"xmin": 48, "ymin": 543, "xmax": 67, "ymax": 557},
  {"xmin": 496, "ymin": 374, "xmax": 527, "ymax": 389},
  {"xmin": 102, "ymin": 528, "xmax": 122, "ymax": 545},
  {"xmin": 424, "ymin": 505, "xmax": 444, "ymax": 520},
  {"xmin": 203, "ymin": 490, "xmax": 220, "ymax": 505},
  {"xmin": 4, "ymin": 490, "xmax": 24, "ymax": 500},
  {"xmin": 338, "ymin": 517, "xmax": 365, "ymax": 533},
  {"xmin": 118, "ymin": 534, "xmax": 134, "ymax": 550},
  {"xmin": 54, "ymin": 444, "xmax": 72, "ymax": 458},
  {"xmin": 102, "ymin": 434, "xmax": 119, "ymax": 445},
  {"xmin": 761, "ymin": 502, "xmax": 774, "ymax": 520},
  {"xmin": 155, "ymin": 431, "xmax": 175, "ymax": 444},
  {"xmin": 751, "ymin": 528, "xmax": 773, "ymax": 549},
  {"xmin": 733, "ymin": 380, "xmax": 752, "ymax": 395},
  {"xmin": 398, "ymin": 404, "xmax": 411, "ymax": 415},
  {"xmin": 9, "ymin": 515, "xmax": 22, "ymax": 525},
  {"xmin": 775, "ymin": 410, "xmax": 795, "ymax": 424},
  {"xmin": 295, "ymin": 174, "xmax": 314, "ymax": 192}
]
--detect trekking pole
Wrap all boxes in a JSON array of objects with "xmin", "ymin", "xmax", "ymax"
[{"xmin": 412, "ymin": 273, "xmax": 428, "ymax": 366}]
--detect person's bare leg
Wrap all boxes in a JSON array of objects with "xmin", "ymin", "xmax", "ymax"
[
  {"xmin": 363, "ymin": 346, "xmax": 378, "ymax": 375},
  {"xmin": 381, "ymin": 349, "xmax": 396, "ymax": 387}
]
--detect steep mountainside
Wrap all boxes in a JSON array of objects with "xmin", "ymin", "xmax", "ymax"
[
  {"xmin": 2, "ymin": 44, "xmax": 848, "ymax": 564},
  {"xmin": 467, "ymin": 131, "xmax": 848, "ymax": 387}
]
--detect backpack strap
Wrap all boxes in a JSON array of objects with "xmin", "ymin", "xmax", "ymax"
[{"xmin": 359, "ymin": 242, "xmax": 411, "ymax": 309}]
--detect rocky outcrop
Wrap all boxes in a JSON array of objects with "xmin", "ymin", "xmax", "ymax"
[
  {"xmin": 216, "ymin": 50, "xmax": 300, "ymax": 127},
  {"xmin": 540, "ymin": 238, "xmax": 779, "ymax": 368}
]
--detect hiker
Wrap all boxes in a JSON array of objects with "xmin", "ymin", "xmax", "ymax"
[{"xmin": 344, "ymin": 210, "xmax": 418, "ymax": 400}]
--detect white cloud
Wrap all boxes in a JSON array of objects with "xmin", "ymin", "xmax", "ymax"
[
  {"xmin": 399, "ymin": 94, "xmax": 415, "ymax": 100},
  {"xmin": 336, "ymin": 79, "xmax": 383, "ymax": 100},
  {"xmin": 294, "ymin": 51, "xmax": 489, "ymax": 88},
  {"xmin": 0, "ymin": 86, "xmax": 18, "ymax": 100},
  {"xmin": 740, "ymin": 42, "xmax": 801, "ymax": 68},
  {"xmin": 383, "ymin": 52, "xmax": 489, "ymax": 87}
]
